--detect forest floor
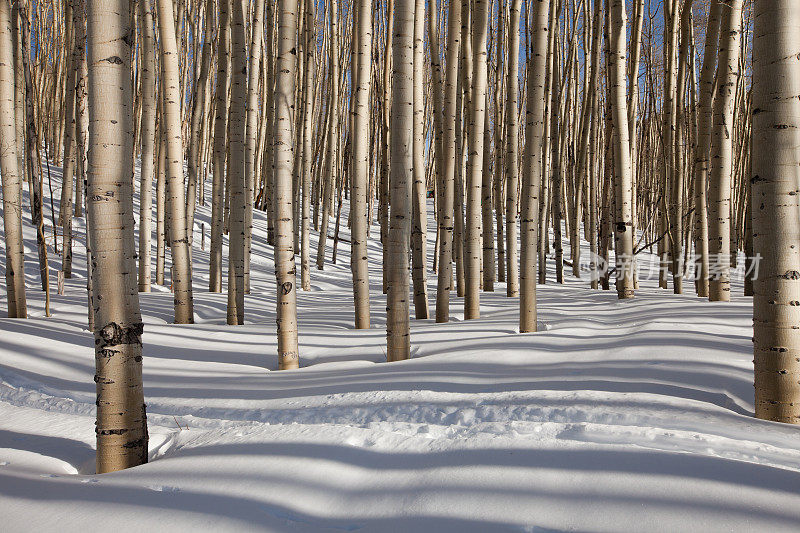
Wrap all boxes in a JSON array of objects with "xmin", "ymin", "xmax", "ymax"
[{"xmin": 2, "ymin": 163, "xmax": 800, "ymax": 532}]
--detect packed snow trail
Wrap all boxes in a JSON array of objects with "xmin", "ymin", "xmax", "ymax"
[{"xmin": 2, "ymin": 164, "xmax": 800, "ymax": 531}]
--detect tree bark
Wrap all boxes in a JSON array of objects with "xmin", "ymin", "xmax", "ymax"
[
  {"xmin": 157, "ymin": 0, "xmax": 194, "ymax": 323},
  {"xmin": 350, "ymin": 0, "xmax": 372, "ymax": 328},
  {"xmin": 752, "ymin": 0, "xmax": 800, "ymax": 424},
  {"xmin": 519, "ymin": 0, "xmax": 549, "ymax": 333},
  {"xmin": 608, "ymin": 0, "xmax": 635, "ymax": 299},
  {"xmin": 387, "ymin": 0, "xmax": 414, "ymax": 361},
  {"xmin": 274, "ymin": 0, "xmax": 300, "ymax": 369},
  {"xmin": 87, "ymin": 0, "xmax": 148, "ymax": 473},
  {"xmin": 708, "ymin": 0, "xmax": 742, "ymax": 302},
  {"xmin": 0, "ymin": 0, "xmax": 26, "ymax": 318}
]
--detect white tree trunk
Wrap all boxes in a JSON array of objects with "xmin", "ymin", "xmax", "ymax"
[
  {"xmin": 752, "ymin": 0, "xmax": 800, "ymax": 423},
  {"xmin": 87, "ymin": 0, "xmax": 148, "ymax": 472}
]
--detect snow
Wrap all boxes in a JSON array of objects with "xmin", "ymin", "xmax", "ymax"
[{"xmin": 2, "ymin": 163, "xmax": 800, "ymax": 532}]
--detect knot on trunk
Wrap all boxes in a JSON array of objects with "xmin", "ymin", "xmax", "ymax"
[{"xmin": 97, "ymin": 322, "xmax": 144, "ymax": 347}]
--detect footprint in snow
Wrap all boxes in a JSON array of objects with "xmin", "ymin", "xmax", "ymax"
[
  {"xmin": 147, "ymin": 485, "xmax": 181, "ymax": 492},
  {"xmin": 81, "ymin": 478, "xmax": 99, "ymax": 484},
  {"xmin": 0, "ymin": 461, "xmax": 8, "ymax": 467}
]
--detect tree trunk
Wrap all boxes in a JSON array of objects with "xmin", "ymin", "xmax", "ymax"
[
  {"xmin": 226, "ymin": 0, "xmax": 248, "ymax": 325},
  {"xmin": 434, "ymin": 0, "xmax": 461, "ymax": 323},
  {"xmin": 300, "ymin": 0, "xmax": 315, "ymax": 291},
  {"xmin": 504, "ymin": 0, "xmax": 521, "ymax": 298},
  {"xmin": 608, "ymin": 0, "xmax": 635, "ymax": 299},
  {"xmin": 752, "ymin": 0, "xmax": 800, "ymax": 424},
  {"xmin": 350, "ymin": 0, "xmax": 372, "ymax": 328},
  {"xmin": 708, "ymin": 0, "xmax": 742, "ymax": 302},
  {"xmin": 244, "ymin": 0, "xmax": 265, "ymax": 294},
  {"xmin": 274, "ymin": 0, "xmax": 300, "ymax": 369},
  {"xmin": 0, "ymin": 0, "xmax": 26, "ymax": 318},
  {"xmin": 387, "ymin": 0, "xmax": 414, "ymax": 361},
  {"xmin": 210, "ymin": 0, "xmax": 231, "ymax": 292},
  {"xmin": 137, "ymin": 0, "xmax": 156, "ymax": 293},
  {"xmin": 519, "ymin": 0, "xmax": 549, "ymax": 333},
  {"xmin": 316, "ymin": 0, "xmax": 339, "ymax": 270},
  {"xmin": 693, "ymin": 0, "xmax": 721, "ymax": 299},
  {"xmin": 87, "ymin": 0, "xmax": 148, "ymax": 473},
  {"xmin": 463, "ymin": 0, "xmax": 488, "ymax": 320},
  {"xmin": 157, "ymin": 0, "xmax": 194, "ymax": 324},
  {"xmin": 410, "ymin": 0, "xmax": 429, "ymax": 319}
]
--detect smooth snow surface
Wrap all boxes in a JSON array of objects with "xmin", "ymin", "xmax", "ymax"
[{"xmin": 2, "ymin": 163, "xmax": 800, "ymax": 532}]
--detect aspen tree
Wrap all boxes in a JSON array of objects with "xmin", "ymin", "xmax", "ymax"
[
  {"xmin": 708, "ymin": 0, "xmax": 742, "ymax": 302},
  {"xmin": 73, "ymin": 0, "xmax": 87, "ymax": 220},
  {"xmin": 316, "ymin": 0, "xmax": 339, "ymax": 270},
  {"xmin": 380, "ymin": 0, "xmax": 394, "ymax": 295},
  {"xmin": 519, "ymin": 0, "xmax": 549, "ymax": 333},
  {"xmin": 60, "ymin": 2, "xmax": 76, "ymax": 278},
  {"xmin": 463, "ymin": 0, "xmax": 489, "ymax": 320},
  {"xmin": 410, "ymin": 0, "xmax": 429, "ymax": 319},
  {"xmin": 18, "ymin": 2, "xmax": 48, "ymax": 301},
  {"xmin": 428, "ymin": 0, "xmax": 445, "ymax": 285},
  {"xmin": 752, "ymin": 0, "xmax": 800, "ymax": 424},
  {"xmin": 350, "ymin": 0, "xmax": 372, "ymax": 328},
  {"xmin": 275, "ymin": 0, "xmax": 300, "ymax": 369},
  {"xmin": 693, "ymin": 0, "xmax": 721, "ymax": 299},
  {"xmin": 155, "ymin": 130, "xmax": 166, "ymax": 285},
  {"xmin": 10, "ymin": 3, "xmax": 23, "ymax": 187},
  {"xmin": 87, "ymin": 0, "xmax": 148, "ymax": 473},
  {"xmin": 435, "ymin": 0, "xmax": 461, "ymax": 323},
  {"xmin": 186, "ymin": 0, "xmax": 214, "ymax": 237},
  {"xmin": 573, "ymin": 0, "xmax": 602, "ymax": 288},
  {"xmin": 504, "ymin": 0, "xmax": 521, "ymax": 298},
  {"xmin": 387, "ymin": 0, "xmax": 414, "ymax": 361},
  {"xmin": 157, "ymin": 0, "xmax": 194, "ymax": 323},
  {"xmin": 608, "ymin": 0, "xmax": 634, "ymax": 299},
  {"xmin": 300, "ymin": 0, "xmax": 315, "ymax": 292},
  {"xmin": 138, "ymin": 0, "xmax": 156, "ymax": 293},
  {"xmin": 210, "ymin": 0, "xmax": 231, "ymax": 292},
  {"xmin": 226, "ymin": 0, "xmax": 247, "ymax": 325},
  {"xmin": 244, "ymin": 0, "xmax": 266, "ymax": 295},
  {"xmin": 0, "ymin": 0, "xmax": 26, "ymax": 318}
]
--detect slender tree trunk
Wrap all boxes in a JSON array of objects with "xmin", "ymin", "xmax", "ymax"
[
  {"xmin": 708, "ymin": 0, "xmax": 742, "ymax": 302},
  {"xmin": 410, "ymin": 0, "xmax": 429, "ymax": 319},
  {"xmin": 73, "ymin": 0, "xmax": 87, "ymax": 219},
  {"xmin": 137, "ymin": 0, "xmax": 156, "ymax": 293},
  {"xmin": 752, "ymin": 0, "xmax": 800, "ymax": 424},
  {"xmin": 186, "ymin": 0, "xmax": 214, "ymax": 244},
  {"xmin": 87, "ymin": 0, "xmax": 148, "ymax": 473},
  {"xmin": 435, "ymin": 0, "xmax": 461, "ymax": 323},
  {"xmin": 155, "ymin": 130, "xmax": 166, "ymax": 285},
  {"xmin": 693, "ymin": 0, "xmax": 721, "ymax": 299},
  {"xmin": 316, "ymin": 0, "xmax": 339, "ymax": 270},
  {"xmin": 60, "ymin": 2, "xmax": 76, "ymax": 278},
  {"xmin": 210, "ymin": 0, "xmax": 231, "ymax": 292},
  {"xmin": 387, "ymin": 0, "xmax": 414, "ymax": 361},
  {"xmin": 157, "ymin": 0, "xmax": 194, "ymax": 323},
  {"xmin": 608, "ymin": 0, "xmax": 635, "ymax": 299},
  {"xmin": 244, "ymin": 0, "xmax": 265, "ymax": 294},
  {"xmin": 519, "ymin": 0, "xmax": 549, "ymax": 333},
  {"xmin": 463, "ymin": 0, "xmax": 488, "ymax": 320},
  {"xmin": 350, "ymin": 0, "xmax": 372, "ymax": 328},
  {"xmin": 225, "ymin": 0, "xmax": 248, "ymax": 325},
  {"xmin": 274, "ymin": 0, "xmax": 300, "ymax": 369},
  {"xmin": 19, "ymin": 3, "xmax": 48, "ymax": 301},
  {"xmin": 300, "ymin": 0, "xmax": 315, "ymax": 291},
  {"xmin": 504, "ymin": 0, "xmax": 521, "ymax": 298},
  {"xmin": 0, "ymin": 0, "xmax": 26, "ymax": 318}
]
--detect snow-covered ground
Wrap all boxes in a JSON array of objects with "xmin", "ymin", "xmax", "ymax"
[{"xmin": 2, "ymin": 163, "xmax": 800, "ymax": 532}]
